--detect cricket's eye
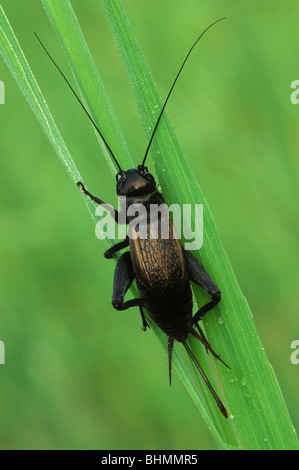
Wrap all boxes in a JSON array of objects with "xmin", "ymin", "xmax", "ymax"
[
  {"xmin": 137, "ymin": 164, "xmax": 148, "ymax": 175},
  {"xmin": 116, "ymin": 171, "xmax": 127, "ymax": 182}
]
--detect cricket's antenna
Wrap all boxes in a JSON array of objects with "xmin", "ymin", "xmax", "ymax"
[
  {"xmin": 141, "ymin": 17, "xmax": 226, "ymax": 168},
  {"xmin": 34, "ymin": 32, "xmax": 122, "ymax": 172}
]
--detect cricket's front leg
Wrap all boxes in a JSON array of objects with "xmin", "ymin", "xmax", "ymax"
[{"xmin": 77, "ymin": 181, "xmax": 120, "ymax": 222}]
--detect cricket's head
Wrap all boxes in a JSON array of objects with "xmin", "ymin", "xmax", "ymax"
[{"xmin": 116, "ymin": 166, "xmax": 156, "ymax": 197}]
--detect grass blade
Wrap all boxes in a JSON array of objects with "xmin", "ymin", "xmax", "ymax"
[
  {"xmin": 40, "ymin": 0, "xmax": 233, "ymax": 447},
  {"xmin": 102, "ymin": 0, "xmax": 299, "ymax": 450}
]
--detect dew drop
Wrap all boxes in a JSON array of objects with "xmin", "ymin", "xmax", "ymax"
[{"xmin": 217, "ymin": 317, "xmax": 224, "ymax": 325}]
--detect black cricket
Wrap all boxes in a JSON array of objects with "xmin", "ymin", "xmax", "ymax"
[{"xmin": 35, "ymin": 18, "xmax": 229, "ymax": 419}]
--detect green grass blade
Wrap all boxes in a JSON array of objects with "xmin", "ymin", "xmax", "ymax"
[
  {"xmin": 102, "ymin": 0, "xmax": 299, "ymax": 450},
  {"xmin": 40, "ymin": 0, "xmax": 231, "ymax": 449}
]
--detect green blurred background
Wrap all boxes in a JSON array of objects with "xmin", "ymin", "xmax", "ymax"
[{"xmin": 0, "ymin": 0, "xmax": 298, "ymax": 450}]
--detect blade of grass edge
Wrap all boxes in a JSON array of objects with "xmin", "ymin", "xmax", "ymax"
[{"xmin": 102, "ymin": 0, "xmax": 299, "ymax": 450}]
